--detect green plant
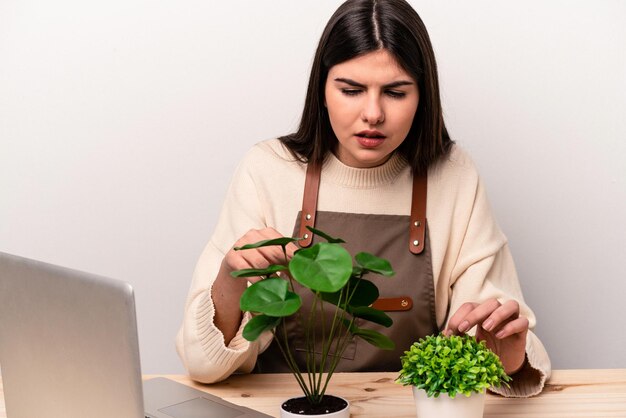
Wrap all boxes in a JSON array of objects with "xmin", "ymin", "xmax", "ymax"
[
  {"xmin": 397, "ymin": 333, "xmax": 511, "ymax": 398},
  {"xmin": 232, "ymin": 226, "xmax": 395, "ymax": 405}
]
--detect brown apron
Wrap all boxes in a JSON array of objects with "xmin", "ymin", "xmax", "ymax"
[{"xmin": 255, "ymin": 163, "xmax": 438, "ymax": 372}]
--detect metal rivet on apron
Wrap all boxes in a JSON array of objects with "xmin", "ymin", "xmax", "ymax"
[
  {"xmin": 306, "ymin": 213, "xmax": 312, "ymax": 220},
  {"xmin": 401, "ymin": 299, "xmax": 409, "ymax": 307},
  {"xmin": 304, "ymin": 233, "xmax": 309, "ymax": 239},
  {"xmin": 414, "ymin": 221, "xmax": 421, "ymax": 227},
  {"xmin": 413, "ymin": 240, "xmax": 419, "ymax": 246}
]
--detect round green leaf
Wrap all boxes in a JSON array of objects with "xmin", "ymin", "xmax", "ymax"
[
  {"xmin": 347, "ymin": 277, "xmax": 379, "ymax": 307},
  {"xmin": 320, "ymin": 276, "xmax": 378, "ymax": 308},
  {"xmin": 355, "ymin": 252, "xmax": 395, "ymax": 276},
  {"xmin": 289, "ymin": 243, "xmax": 352, "ymax": 292},
  {"xmin": 268, "ymin": 291, "xmax": 302, "ymax": 317},
  {"xmin": 320, "ymin": 278, "xmax": 379, "ymax": 309},
  {"xmin": 240, "ymin": 278, "xmax": 302, "ymax": 317},
  {"xmin": 242, "ymin": 315, "xmax": 281, "ymax": 341}
]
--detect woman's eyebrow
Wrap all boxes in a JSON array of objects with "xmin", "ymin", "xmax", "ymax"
[{"xmin": 334, "ymin": 77, "xmax": 414, "ymax": 88}]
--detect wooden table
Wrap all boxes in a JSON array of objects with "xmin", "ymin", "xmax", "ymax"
[{"xmin": 2, "ymin": 369, "xmax": 626, "ymax": 417}]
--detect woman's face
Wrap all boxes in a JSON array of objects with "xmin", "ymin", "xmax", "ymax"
[{"xmin": 324, "ymin": 49, "xmax": 419, "ymax": 168}]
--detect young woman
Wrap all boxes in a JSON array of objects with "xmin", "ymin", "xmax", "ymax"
[{"xmin": 177, "ymin": 0, "xmax": 550, "ymax": 397}]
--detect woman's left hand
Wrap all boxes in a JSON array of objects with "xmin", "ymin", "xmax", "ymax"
[{"xmin": 445, "ymin": 299, "xmax": 528, "ymax": 375}]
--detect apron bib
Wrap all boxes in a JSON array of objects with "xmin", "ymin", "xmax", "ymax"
[{"xmin": 255, "ymin": 163, "xmax": 438, "ymax": 372}]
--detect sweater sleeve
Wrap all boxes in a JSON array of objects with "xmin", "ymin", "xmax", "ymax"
[
  {"xmin": 175, "ymin": 146, "xmax": 273, "ymax": 383},
  {"xmin": 444, "ymin": 163, "xmax": 551, "ymax": 397}
]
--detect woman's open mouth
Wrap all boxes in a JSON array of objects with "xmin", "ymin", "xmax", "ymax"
[{"xmin": 355, "ymin": 130, "xmax": 386, "ymax": 148}]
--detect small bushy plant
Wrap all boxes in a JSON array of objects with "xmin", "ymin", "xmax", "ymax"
[{"xmin": 397, "ymin": 333, "xmax": 511, "ymax": 398}]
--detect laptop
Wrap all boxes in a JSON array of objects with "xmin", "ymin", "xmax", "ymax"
[{"xmin": 0, "ymin": 252, "xmax": 271, "ymax": 418}]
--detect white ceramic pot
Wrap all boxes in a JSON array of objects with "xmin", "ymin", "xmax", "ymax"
[
  {"xmin": 412, "ymin": 387, "xmax": 485, "ymax": 418},
  {"xmin": 279, "ymin": 395, "xmax": 350, "ymax": 418}
]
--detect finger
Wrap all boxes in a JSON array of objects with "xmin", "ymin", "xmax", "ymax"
[
  {"xmin": 224, "ymin": 247, "xmax": 277, "ymax": 285},
  {"xmin": 238, "ymin": 250, "xmax": 272, "ymax": 271},
  {"xmin": 245, "ymin": 228, "xmax": 294, "ymax": 264},
  {"xmin": 249, "ymin": 244, "xmax": 288, "ymax": 266},
  {"xmin": 445, "ymin": 302, "xmax": 478, "ymax": 335},
  {"xmin": 481, "ymin": 299, "xmax": 520, "ymax": 332},
  {"xmin": 455, "ymin": 299, "xmax": 501, "ymax": 334},
  {"xmin": 224, "ymin": 231, "xmax": 269, "ymax": 270},
  {"xmin": 493, "ymin": 316, "xmax": 529, "ymax": 339},
  {"xmin": 223, "ymin": 251, "xmax": 254, "ymax": 272},
  {"xmin": 227, "ymin": 228, "xmax": 295, "ymax": 281},
  {"xmin": 260, "ymin": 227, "xmax": 299, "ymax": 261}
]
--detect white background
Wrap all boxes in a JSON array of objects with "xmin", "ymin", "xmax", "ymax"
[{"xmin": 1, "ymin": 0, "xmax": 624, "ymax": 374}]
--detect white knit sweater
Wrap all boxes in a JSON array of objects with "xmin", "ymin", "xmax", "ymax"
[{"xmin": 176, "ymin": 138, "xmax": 551, "ymax": 397}]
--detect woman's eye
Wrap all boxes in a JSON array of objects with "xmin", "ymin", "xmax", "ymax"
[
  {"xmin": 386, "ymin": 90, "xmax": 406, "ymax": 99},
  {"xmin": 341, "ymin": 89, "xmax": 362, "ymax": 96}
]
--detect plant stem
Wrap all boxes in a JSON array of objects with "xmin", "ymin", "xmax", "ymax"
[
  {"xmin": 281, "ymin": 245, "xmax": 296, "ymax": 293},
  {"xmin": 321, "ymin": 294, "xmax": 338, "ymax": 398},
  {"xmin": 320, "ymin": 316, "xmax": 355, "ymax": 397},
  {"xmin": 317, "ymin": 280, "xmax": 352, "ymax": 399},
  {"xmin": 320, "ymin": 275, "xmax": 360, "ymax": 398},
  {"xmin": 306, "ymin": 294, "xmax": 318, "ymax": 397},
  {"xmin": 281, "ymin": 244, "xmax": 316, "ymax": 399},
  {"xmin": 315, "ymin": 292, "xmax": 327, "ymax": 397},
  {"xmin": 273, "ymin": 326, "xmax": 311, "ymax": 400}
]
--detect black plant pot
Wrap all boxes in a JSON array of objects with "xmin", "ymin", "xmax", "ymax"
[{"xmin": 280, "ymin": 395, "xmax": 349, "ymax": 417}]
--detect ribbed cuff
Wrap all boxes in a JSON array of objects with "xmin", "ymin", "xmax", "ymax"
[
  {"xmin": 227, "ymin": 311, "xmax": 253, "ymax": 350},
  {"xmin": 488, "ymin": 338, "xmax": 549, "ymax": 398},
  {"xmin": 183, "ymin": 291, "xmax": 252, "ymax": 382}
]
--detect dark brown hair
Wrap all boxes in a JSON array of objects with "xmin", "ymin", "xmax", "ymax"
[{"xmin": 279, "ymin": 0, "xmax": 452, "ymax": 174}]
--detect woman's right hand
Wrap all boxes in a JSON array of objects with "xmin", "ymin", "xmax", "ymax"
[
  {"xmin": 212, "ymin": 228, "xmax": 298, "ymax": 344},
  {"xmin": 222, "ymin": 227, "xmax": 298, "ymax": 283}
]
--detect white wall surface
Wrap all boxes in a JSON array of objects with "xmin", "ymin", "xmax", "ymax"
[{"xmin": 1, "ymin": 0, "xmax": 624, "ymax": 373}]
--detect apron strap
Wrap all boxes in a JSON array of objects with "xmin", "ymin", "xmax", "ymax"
[
  {"xmin": 298, "ymin": 162, "xmax": 322, "ymax": 247},
  {"xmin": 409, "ymin": 173, "xmax": 427, "ymax": 255},
  {"xmin": 299, "ymin": 161, "xmax": 427, "ymax": 254}
]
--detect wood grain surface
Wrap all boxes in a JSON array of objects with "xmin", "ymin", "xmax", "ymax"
[{"xmin": 1, "ymin": 369, "xmax": 625, "ymax": 417}]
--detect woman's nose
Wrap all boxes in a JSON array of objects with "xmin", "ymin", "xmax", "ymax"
[{"xmin": 361, "ymin": 95, "xmax": 385, "ymax": 125}]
